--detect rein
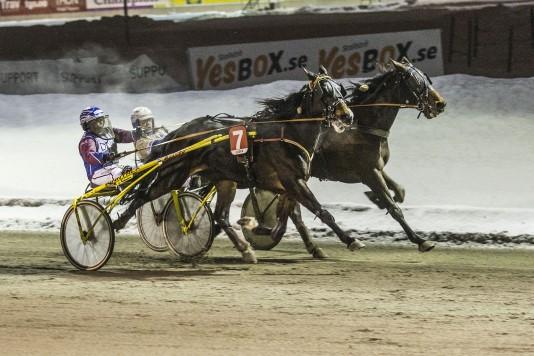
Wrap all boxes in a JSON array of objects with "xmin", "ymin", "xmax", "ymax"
[
  {"xmin": 347, "ymin": 103, "xmax": 416, "ymax": 138},
  {"xmin": 349, "ymin": 103, "xmax": 418, "ymax": 109},
  {"xmin": 115, "ymin": 116, "xmax": 326, "ymax": 159},
  {"xmin": 347, "ymin": 94, "xmax": 420, "ymax": 138}
]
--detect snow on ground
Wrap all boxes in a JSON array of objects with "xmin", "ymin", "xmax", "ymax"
[{"xmin": 0, "ymin": 73, "xmax": 533, "ymax": 246}]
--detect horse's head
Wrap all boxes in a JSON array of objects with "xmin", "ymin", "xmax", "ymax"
[
  {"xmin": 389, "ymin": 57, "xmax": 446, "ymax": 119},
  {"xmin": 302, "ymin": 66, "xmax": 354, "ymax": 132}
]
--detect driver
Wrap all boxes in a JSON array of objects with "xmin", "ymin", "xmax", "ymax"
[
  {"xmin": 132, "ymin": 107, "xmax": 205, "ymax": 190},
  {"xmin": 78, "ymin": 106, "xmax": 135, "ymax": 187},
  {"xmin": 131, "ymin": 106, "xmax": 168, "ymax": 163}
]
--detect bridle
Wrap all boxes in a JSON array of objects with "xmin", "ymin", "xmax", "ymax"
[
  {"xmin": 349, "ymin": 64, "xmax": 435, "ymax": 119},
  {"xmin": 306, "ymin": 74, "xmax": 351, "ymax": 126},
  {"xmin": 398, "ymin": 64, "xmax": 435, "ymax": 118}
]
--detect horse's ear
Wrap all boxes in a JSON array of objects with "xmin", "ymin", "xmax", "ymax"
[
  {"xmin": 401, "ymin": 56, "xmax": 411, "ymax": 64},
  {"xmin": 389, "ymin": 58, "xmax": 408, "ymax": 72},
  {"xmin": 302, "ymin": 66, "xmax": 316, "ymax": 80},
  {"xmin": 319, "ymin": 65, "xmax": 328, "ymax": 76}
]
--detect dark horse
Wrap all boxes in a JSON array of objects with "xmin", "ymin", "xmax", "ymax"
[
  {"xmin": 112, "ymin": 67, "xmax": 362, "ymax": 263},
  {"xmin": 263, "ymin": 58, "xmax": 446, "ymax": 257}
]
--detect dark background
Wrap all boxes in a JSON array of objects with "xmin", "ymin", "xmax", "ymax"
[{"xmin": 1, "ymin": 2, "xmax": 533, "ymax": 89}]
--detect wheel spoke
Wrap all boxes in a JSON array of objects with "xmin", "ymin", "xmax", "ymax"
[
  {"xmin": 136, "ymin": 193, "xmax": 170, "ymax": 252},
  {"xmin": 163, "ymin": 193, "xmax": 213, "ymax": 257},
  {"xmin": 60, "ymin": 201, "xmax": 114, "ymax": 271}
]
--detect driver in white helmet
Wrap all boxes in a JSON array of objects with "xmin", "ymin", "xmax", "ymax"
[
  {"xmin": 78, "ymin": 106, "xmax": 136, "ymax": 187},
  {"xmin": 131, "ymin": 106, "xmax": 168, "ymax": 163}
]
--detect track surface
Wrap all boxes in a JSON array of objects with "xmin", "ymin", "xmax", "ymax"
[{"xmin": 1, "ymin": 232, "xmax": 533, "ymax": 355}]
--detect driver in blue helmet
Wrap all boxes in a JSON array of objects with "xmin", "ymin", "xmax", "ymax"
[{"xmin": 78, "ymin": 106, "xmax": 135, "ymax": 186}]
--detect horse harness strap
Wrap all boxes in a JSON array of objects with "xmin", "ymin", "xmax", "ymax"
[
  {"xmin": 353, "ymin": 125, "xmax": 390, "ymax": 138},
  {"xmin": 254, "ymin": 128, "xmax": 313, "ymax": 164}
]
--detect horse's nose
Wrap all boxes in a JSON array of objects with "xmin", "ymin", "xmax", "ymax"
[
  {"xmin": 344, "ymin": 110, "xmax": 354, "ymax": 125},
  {"xmin": 337, "ymin": 102, "xmax": 354, "ymax": 125},
  {"xmin": 436, "ymin": 100, "xmax": 446, "ymax": 113}
]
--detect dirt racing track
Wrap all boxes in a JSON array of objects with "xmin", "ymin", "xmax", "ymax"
[{"xmin": 1, "ymin": 231, "xmax": 533, "ymax": 355}]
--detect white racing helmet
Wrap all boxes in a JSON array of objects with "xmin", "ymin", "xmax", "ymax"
[
  {"xmin": 80, "ymin": 106, "xmax": 114, "ymax": 139},
  {"xmin": 131, "ymin": 106, "xmax": 155, "ymax": 136}
]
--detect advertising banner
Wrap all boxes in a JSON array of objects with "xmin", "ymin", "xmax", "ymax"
[
  {"xmin": 0, "ymin": 0, "xmax": 50, "ymax": 15},
  {"xmin": 0, "ymin": 0, "xmax": 23, "ymax": 15},
  {"xmin": 0, "ymin": 0, "xmax": 83, "ymax": 15},
  {"xmin": 52, "ymin": 0, "xmax": 84, "ymax": 12},
  {"xmin": 85, "ymin": 0, "xmax": 168, "ymax": 10},
  {"xmin": 0, "ymin": 55, "xmax": 184, "ymax": 94},
  {"xmin": 171, "ymin": 0, "xmax": 244, "ymax": 5},
  {"xmin": 187, "ymin": 29, "xmax": 444, "ymax": 90}
]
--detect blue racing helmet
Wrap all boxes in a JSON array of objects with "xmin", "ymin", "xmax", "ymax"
[
  {"xmin": 80, "ymin": 106, "xmax": 106, "ymax": 126},
  {"xmin": 80, "ymin": 106, "xmax": 114, "ymax": 139}
]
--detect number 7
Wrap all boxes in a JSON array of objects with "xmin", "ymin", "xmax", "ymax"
[{"xmin": 232, "ymin": 129, "xmax": 243, "ymax": 150}]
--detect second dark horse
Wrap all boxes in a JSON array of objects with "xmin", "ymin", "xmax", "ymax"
[
  {"xmin": 255, "ymin": 58, "xmax": 447, "ymax": 256},
  {"xmin": 112, "ymin": 67, "xmax": 361, "ymax": 263}
]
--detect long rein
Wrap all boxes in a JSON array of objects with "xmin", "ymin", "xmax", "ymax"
[
  {"xmin": 347, "ymin": 102, "xmax": 419, "ymax": 138},
  {"xmin": 117, "ymin": 101, "xmax": 418, "ymax": 159},
  {"xmin": 115, "ymin": 116, "xmax": 326, "ymax": 160},
  {"xmin": 118, "ymin": 101, "xmax": 418, "ymax": 159},
  {"xmin": 349, "ymin": 103, "xmax": 418, "ymax": 109}
]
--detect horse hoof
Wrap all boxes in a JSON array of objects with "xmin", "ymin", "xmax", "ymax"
[
  {"xmin": 241, "ymin": 246, "xmax": 258, "ymax": 264},
  {"xmin": 348, "ymin": 240, "xmax": 365, "ymax": 251},
  {"xmin": 418, "ymin": 241, "xmax": 435, "ymax": 252},
  {"xmin": 311, "ymin": 247, "xmax": 328, "ymax": 259}
]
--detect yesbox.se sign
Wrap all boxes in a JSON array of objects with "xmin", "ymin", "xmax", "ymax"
[{"xmin": 187, "ymin": 29, "xmax": 443, "ymax": 90}]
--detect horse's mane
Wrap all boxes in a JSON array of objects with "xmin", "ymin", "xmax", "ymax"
[
  {"xmin": 255, "ymin": 89, "xmax": 305, "ymax": 120},
  {"xmin": 347, "ymin": 69, "xmax": 395, "ymax": 103}
]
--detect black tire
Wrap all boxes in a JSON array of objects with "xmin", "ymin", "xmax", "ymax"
[
  {"xmin": 162, "ymin": 192, "xmax": 214, "ymax": 257},
  {"xmin": 60, "ymin": 200, "xmax": 114, "ymax": 271},
  {"xmin": 241, "ymin": 189, "xmax": 280, "ymax": 250},
  {"xmin": 136, "ymin": 193, "xmax": 170, "ymax": 252}
]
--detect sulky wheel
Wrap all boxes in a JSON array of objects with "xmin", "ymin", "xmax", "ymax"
[
  {"xmin": 136, "ymin": 193, "xmax": 170, "ymax": 252},
  {"xmin": 241, "ymin": 189, "xmax": 280, "ymax": 250},
  {"xmin": 60, "ymin": 200, "xmax": 114, "ymax": 271},
  {"xmin": 163, "ymin": 192, "xmax": 214, "ymax": 258}
]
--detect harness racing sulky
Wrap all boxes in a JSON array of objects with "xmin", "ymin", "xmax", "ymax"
[{"xmin": 60, "ymin": 66, "xmax": 360, "ymax": 270}]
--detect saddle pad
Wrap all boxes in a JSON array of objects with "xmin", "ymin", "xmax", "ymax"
[{"xmin": 229, "ymin": 125, "xmax": 249, "ymax": 155}]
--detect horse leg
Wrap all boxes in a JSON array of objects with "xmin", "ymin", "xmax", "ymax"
[
  {"xmin": 213, "ymin": 180, "xmax": 257, "ymax": 263},
  {"xmin": 270, "ymin": 193, "xmax": 294, "ymax": 244},
  {"xmin": 289, "ymin": 203, "xmax": 327, "ymax": 259},
  {"xmin": 382, "ymin": 170, "xmax": 405, "ymax": 203},
  {"xmin": 365, "ymin": 170, "xmax": 405, "ymax": 207},
  {"xmin": 112, "ymin": 190, "xmax": 149, "ymax": 231},
  {"xmin": 272, "ymin": 195, "xmax": 326, "ymax": 258},
  {"xmin": 362, "ymin": 168, "xmax": 434, "ymax": 252},
  {"xmin": 282, "ymin": 177, "xmax": 365, "ymax": 251}
]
